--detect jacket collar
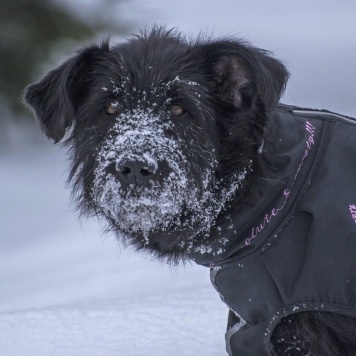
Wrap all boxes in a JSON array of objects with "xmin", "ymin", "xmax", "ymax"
[{"xmin": 190, "ymin": 108, "xmax": 320, "ymax": 267}]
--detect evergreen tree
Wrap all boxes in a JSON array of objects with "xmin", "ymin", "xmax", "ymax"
[{"xmin": 0, "ymin": 0, "xmax": 133, "ymax": 122}]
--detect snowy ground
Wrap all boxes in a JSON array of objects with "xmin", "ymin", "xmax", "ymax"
[{"xmin": 0, "ymin": 137, "xmax": 227, "ymax": 356}]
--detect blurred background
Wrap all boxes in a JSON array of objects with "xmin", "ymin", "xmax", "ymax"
[{"xmin": 0, "ymin": 1, "xmax": 355, "ymax": 355}]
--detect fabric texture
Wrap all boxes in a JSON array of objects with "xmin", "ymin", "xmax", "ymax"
[{"xmin": 191, "ymin": 105, "xmax": 356, "ymax": 355}]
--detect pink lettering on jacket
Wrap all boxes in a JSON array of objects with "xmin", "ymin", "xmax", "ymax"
[
  {"xmin": 245, "ymin": 121, "xmax": 316, "ymax": 246},
  {"xmin": 350, "ymin": 205, "xmax": 356, "ymax": 224}
]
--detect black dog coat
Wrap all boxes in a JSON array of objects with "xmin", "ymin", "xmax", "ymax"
[{"xmin": 191, "ymin": 105, "xmax": 356, "ymax": 355}]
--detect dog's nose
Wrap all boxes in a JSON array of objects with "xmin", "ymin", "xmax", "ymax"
[{"xmin": 116, "ymin": 160, "xmax": 157, "ymax": 185}]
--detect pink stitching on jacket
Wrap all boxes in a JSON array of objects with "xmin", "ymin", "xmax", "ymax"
[
  {"xmin": 350, "ymin": 205, "xmax": 356, "ymax": 224},
  {"xmin": 244, "ymin": 121, "xmax": 316, "ymax": 246}
]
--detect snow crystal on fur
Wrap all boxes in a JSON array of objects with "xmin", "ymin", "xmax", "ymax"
[{"xmin": 92, "ymin": 107, "xmax": 247, "ymax": 248}]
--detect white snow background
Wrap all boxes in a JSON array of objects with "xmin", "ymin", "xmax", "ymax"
[{"xmin": 1, "ymin": 1, "xmax": 356, "ymax": 355}]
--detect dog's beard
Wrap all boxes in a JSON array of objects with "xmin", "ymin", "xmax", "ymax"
[
  {"xmin": 90, "ymin": 109, "xmax": 247, "ymax": 253},
  {"xmin": 93, "ymin": 168, "xmax": 197, "ymax": 241},
  {"xmin": 92, "ymin": 167, "xmax": 245, "ymax": 246}
]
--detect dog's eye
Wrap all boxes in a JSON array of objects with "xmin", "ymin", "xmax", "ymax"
[
  {"xmin": 170, "ymin": 104, "xmax": 186, "ymax": 117},
  {"xmin": 105, "ymin": 102, "xmax": 120, "ymax": 115}
]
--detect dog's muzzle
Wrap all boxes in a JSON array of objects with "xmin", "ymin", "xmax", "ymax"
[
  {"xmin": 90, "ymin": 109, "xmax": 246, "ymax": 250},
  {"xmin": 91, "ymin": 109, "xmax": 198, "ymax": 238}
]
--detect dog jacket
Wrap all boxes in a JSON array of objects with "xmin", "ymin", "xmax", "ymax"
[{"xmin": 191, "ymin": 105, "xmax": 356, "ymax": 355}]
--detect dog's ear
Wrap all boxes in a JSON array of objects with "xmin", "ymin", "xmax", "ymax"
[
  {"xmin": 203, "ymin": 40, "xmax": 289, "ymax": 111},
  {"xmin": 24, "ymin": 43, "xmax": 109, "ymax": 143}
]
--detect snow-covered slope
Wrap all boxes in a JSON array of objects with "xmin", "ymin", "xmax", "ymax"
[{"xmin": 0, "ymin": 289, "xmax": 226, "ymax": 356}]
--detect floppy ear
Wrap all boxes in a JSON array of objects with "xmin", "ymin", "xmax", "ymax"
[
  {"xmin": 203, "ymin": 40, "xmax": 289, "ymax": 111},
  {"xmin": 24, "ymin": 43, "xmax": 109, "ymax": 143}
]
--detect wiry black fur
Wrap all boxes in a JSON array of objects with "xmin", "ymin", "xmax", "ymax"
[
  {"xmin": 271, "ymin": 312, "xmax": 356, "ymax": 355},
  {"xmin": 24, "ymin": 26, "xmax": 356, "ymax": 355},
  {"xmin": 25, "ymin": 27, "xmax": 288, "ymax": 264}
]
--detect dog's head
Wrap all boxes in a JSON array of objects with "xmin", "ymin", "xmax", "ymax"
[{"xmin": 24, "ymin": 27, "xmax": 288, "ymax": 263}]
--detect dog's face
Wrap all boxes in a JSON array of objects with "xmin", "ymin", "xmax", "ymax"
[
  {"xmin": 91, "ymin": 78, "xmax": 224, "ymax": 251},
  {"xmin": 24, "ymin": 28, "xmax": 288, "ymax": 263}
]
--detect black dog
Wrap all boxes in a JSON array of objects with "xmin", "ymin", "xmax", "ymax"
[{"xmin": 24, "ymin": 27, "xmax": 356, "ymax": 355}]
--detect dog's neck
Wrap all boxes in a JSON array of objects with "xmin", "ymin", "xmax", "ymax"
[{"xmin": 190, "ymin": 107, "xmax": 318, "ymax": 266}]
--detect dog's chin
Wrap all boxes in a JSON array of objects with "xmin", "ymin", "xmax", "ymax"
[
  {"xmin": 103, "ymin": 204, "xmax": 205, "ymax": 255},
  {"xmin": 101, "ymin": 198, "xmax": 183, "ymax": 232},
  {"xmin": 91, "ymin": 172, "xmax": 208, "ymax": 253},
  {"xmin": 136, "ymin": 228, "xmax": 187, "ymax": 250},
  {"xmin": 91, "ymin": 167, "xmax": 246, "ymax": 260}
]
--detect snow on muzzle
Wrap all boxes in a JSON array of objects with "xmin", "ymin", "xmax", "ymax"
[{"xmin": 91, "ymin": 109, "xmax": 200, "ymax": 238}]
